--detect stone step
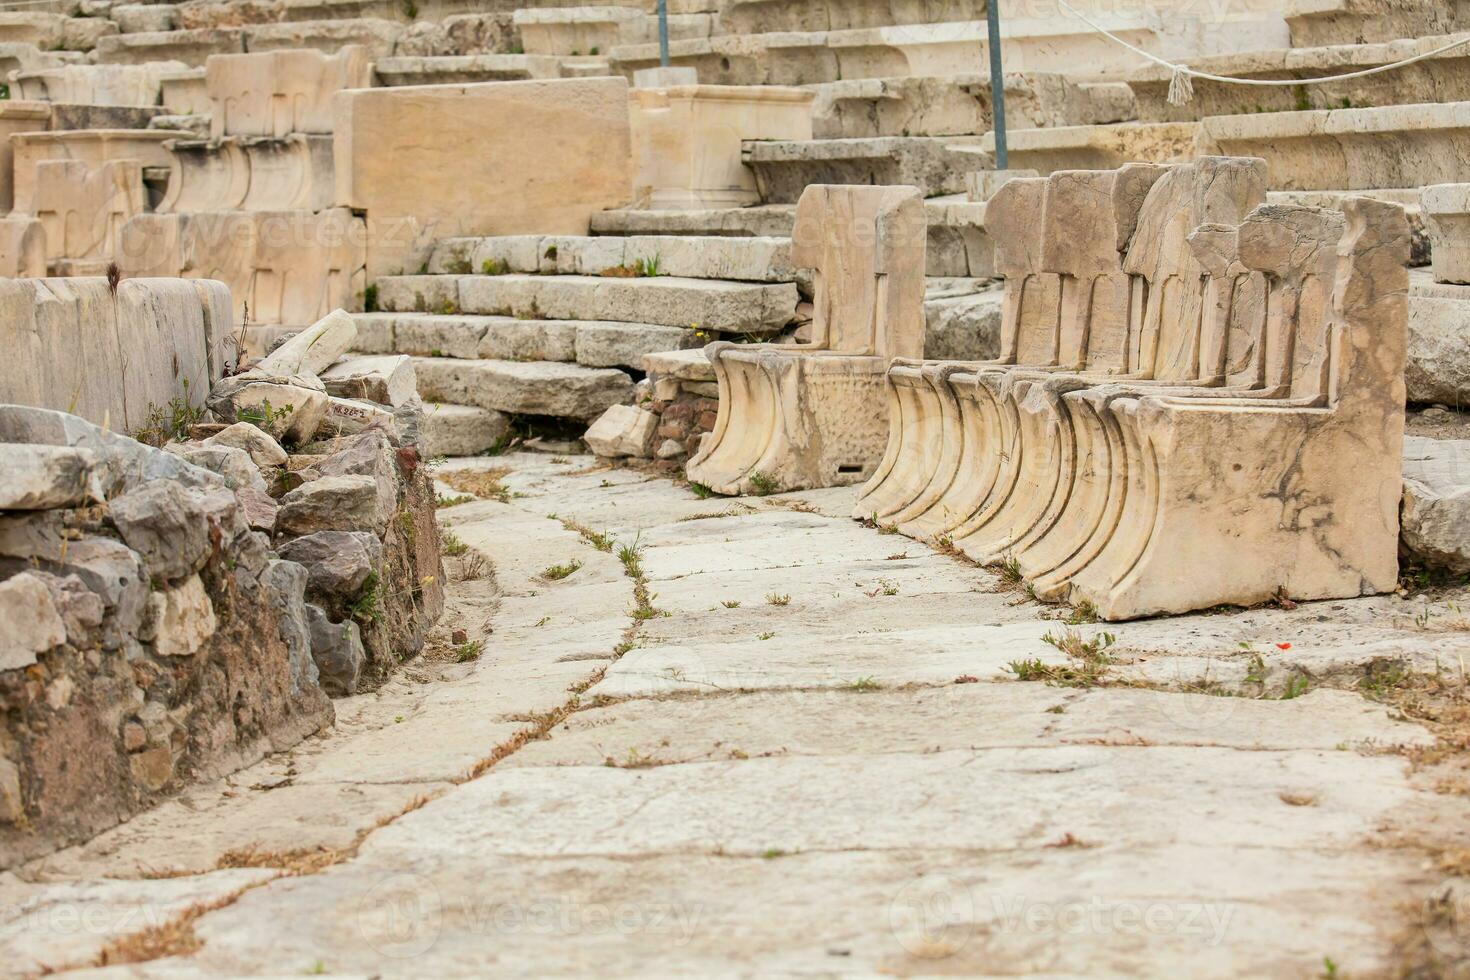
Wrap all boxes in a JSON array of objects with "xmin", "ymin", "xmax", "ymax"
[
  {"xmin": 1196, "ymin": 101, "xmax": 1470, "ymax": 193},
  {"xmin": 1126, "ymin": 33, "xmax": 1470, "ymax": 123},
  {"xmin": 243, "ymin": 18, "xmax": 402, "ymax": 57},
  {"xmin": 419, "ymin": 401, "xmax": 510, "ymax": 458},
  {"xmin": 278, "ymin": 0, "xmax": 488, "ymax": 24},
  {"xmin": 413, "ymin": 356, "xmax": 634, "ymax": 420},
  {"xmin": 513, "ymin": 5, "xmax": 712, "ymax": 57},
  {"xmin": 807, "ymin": 73, "xmax": 1134, "ymax": 140},
  {"xmin": 426, "ymin": 234, "xmax": 801, "ymax": 284},
  {"xmin": 352, "ymin": 311, "xmax": 702, "ymax": 370},
  {"xmin": 608, "ymin": 12, "xmax": 1286, "ymax": 86},
  {"xmin": 94, "ymin": 27, "xmax": 243, "ymax": 66},
  {"xmin": 373, "ymin": 54, "xmax": 565, "ymax": 85},
  {"xmin": 968, "ymin": 121, "xmax": 1198, "ymax": 177},
  {"xmin": 743, "ymin": 135, "xmax": 983, "ymax": 202},
  {"xmin": 375, "ymin": 274, "xmax": 798, "ymax": 334},
  {"xmin": 590, "ymin": 200, "xmax": 991, "ymax": 278},
  {"xmin": 719, "ymin": 0, "xmax": 982, "ymax": 34},
  {"xmin": 1282, "ymin": 0, "xmax": 1470, "ymax": 46}
]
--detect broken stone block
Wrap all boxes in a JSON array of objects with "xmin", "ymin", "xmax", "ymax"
[
  {"xmin": 277, "ymin": 530, "xmax": 383, "ymax": 602},
  {"xmin": 253, "ymin": 309, "xmax": 358, "ymax": 379},
  {"xmin": 1401, "ymin": 436, "xmax": 1470, "ymax": 574},
  {"xmin": 1407, "ymin": 278, "xmax": 1470, "ymax": 406},
  {"xmin": 584, "ymin": 405, "xmax": 657, "ymax": 458},
  {"xmin": 203, "ymin": 421, "xmax": 289, "ymax": 468},
  {"xmin": 276, "ymin": 474, "xmax": 392, "ymax": 536},
  {"xmin": 306, "ymin": 603, "xmax": 364, "ymax": 696},
  {"xmin": 0, "ymin": 572, "xmax": 67, "ymax": 671},
  {"xmin": 420, "ymin": 404, "xmax": 510, "ymax": 458},
  {"xmin": 688, "ymin": 183, "xmax": 926, "ymax": 495},
  {"xmin": 206, "ymin": 374, "xmax": 330, "ymax": 445},
  {"xmin": 655, "ymin": 438, "xmax": 685, "ymax": 460},
  {"xmin": 32, "ymin": 571, "xmax": 105, "ymax": 648},
  {"xmin": 0, "ymin": 445, "xmax": 101, "ymax": 510},
  {"xmin": 1422, "ymin": 184, "xmax": 1470, "ymax": 285},
  {"xmin": 318, "ymin": 396, "xmax": 397, "ymax": 440},
  {"xmin": 164, "ymin": 443, "xmax": 268, "ymax": 495},
  {"xmin": 108, "ymin": 480, "xmax": 220, "ymax": 582},
  {"xmin": 321, "ymin": 354, "xmax": 417, "ymax": 407},
  {"xmin": 143, "ymin": 574, "xmax": 217, "ymax": 657},
  {"xmin": 37, "ymin": 536, "xmax": 148, "ymax": 647}
]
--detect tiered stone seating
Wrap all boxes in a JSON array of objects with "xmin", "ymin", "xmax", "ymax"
[
  {"xmin": 854, "ymin": 158, "xmax": 1410, "ymax": 619},
  {"xmin": 687, "ymin": 183, "xmax": 926, "ymax": 494}
]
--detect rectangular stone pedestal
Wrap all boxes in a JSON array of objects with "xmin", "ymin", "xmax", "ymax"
[{"xmin": 630, "ymin": 83, "xmax": 814, "ymax": 209}]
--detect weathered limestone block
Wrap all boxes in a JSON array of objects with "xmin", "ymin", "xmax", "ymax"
[
  {"xmin": 206, "ymin": 373, "xmax": 329, "ymax": 444},
  {"xmin": 62, "ymin": 16, "xmax": 119, "ymax": 49},
  {"xmin": 687, "ymin": 183, "xmax": 926, "ymax": 495},
  {"xmin": 143, "ymin": 574, "xmax": 217, "ymax": 656},
  {"xmin": 630, "ymin": 83, "xmax": 814, "ymax": 209},
  {"xmin": 1195, "ymin": 102, "xmax": 1470, "ymax": 192},
  {"xmin": 256, "ymin": 309, "xmax": 357, "ymax": 378},
  {"xmin": 0, "ymin": 216, "xmax": 47, "ymax": 278},
  {"xmin": 333, "ymin": 78, "xmax": 635, "ymax": 278},
  {"xmin": 745, "ymin": 135, "xmax": 982, "ymax": 203},
  {"xmin": 856, "ymin": 158, "xmax": 1411, "ymax": 619},
  {"xmin": 11, "ymin": 130, "xmax": 174, "ymax": 215},
  {"xmin": 969, "ymin": 121, "xmax": 1196, "ymax": 176},
  {"xmin": 93, "ymin": 28, "xmax": 244, "ymax": 68},
  {"xmin": 320, "ymin": 354, "xmax": 415, "ymax": 407},
  {"xmin": 0, "ymin": 277, "xmax": 233, "ymax": 435},
  {"xmin": 32, "ymin": 159, "xmax": 146, "ymax": 268},
  {"xmin": 584, "ymin": 404, "xmax": 657, "ymax": 458},
  {"xmin": 208, "ymin": 45, "xmax": 371, "ymax": 139},
  {"xmin": 1422, "ymin": 184, "xmax": 1470, "ymax": 285},
  {"xmin": 276, "ymin": 473, "xmax": 391, "ymax": 535},
  {"xmin": 1, "ymin": 445, "xmax": 101, "ymax": 510},
  {"xmin": 109, "ymin": 479, "xmax": 234, "ymax": 581},
  {"xmin": 243, "ymin": 18, "xmax": 401, "ymax": 59},
  {"xmin": 1406, "ymin": 275, "xmax": 1470, "ymax": 406},
  {"xmin": 419, "ymin": 403, "xmax": 509, "ymax": 458},
  {"xmin": 1401, "ymin": 436, "xmax": 1470, "ymax": 574},
  {"xmin": 318, "ymin": 395, "xmax": 395, "ymax": 437},
  {"xmin": 413, "ymin": 357, "xmax": 634, "ymax": 420},
  {"xmin": 10, "ymin": 62, "xmax": 185, "ymax": 106},
  {"xmin": 204, "ymin": 421, "xmax": 288, "ymax": 467},
  {"xmin": 0, "ymin": 572, "xmax": 65, "ymax": 671},
  {"xmin": 112, "ymin": 4, "xmax": 178, "ymax": 34},
  {"xmin": 0, "ymin": 13, "xmax": 66, "ymax": 49},
  {"xmin": 118, "ymin": 209, "xmax": 365, "ymax": 326}
]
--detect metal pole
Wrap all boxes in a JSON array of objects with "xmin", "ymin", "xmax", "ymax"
[
  {"xmin": 658, "ymin": 0, "xmax": 670, "ymax": 67},
  {"xmin": 985, "ymin": 0, "xmax": 1007, "ymax": 169}
]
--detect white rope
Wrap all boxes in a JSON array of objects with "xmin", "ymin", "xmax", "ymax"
[{"xmin": 1054, "ymin": 0, "xmax": 1470, "ymax": 105}]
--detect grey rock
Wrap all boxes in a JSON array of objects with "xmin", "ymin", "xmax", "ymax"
[
  {"xmin": 164, "ymin": 443, "xmax": 268, "ymax": 495},
  {"xmin": 0, "ymin": 405, "xmax": 223, "ymax": 499},
  {"xmin": 31, "ymin": 571, "xmax": 105, "ymax": 649},
  {"xmin": 0, "ymin": 511, "xmax": 69, "ymax": 563},
  {"xmin": 0, "ymin": 445, "xmax": 102, "ymax": 510},
  {"xmin": 108, "ymin": 480, "xmax": 216, "ymax": 582},
  {"xmin": 36, "ymin": 537, "xmax": 149, "ymax": 648},
  {"xmin": 298, "ymin": 429, "xmax": 400, "ymax": 518},
  {"xmin": 203, "ymin": 422, "xmax": 289, "ymax": 468},
  {"xmin": 276, "ymin": 475, "xmax": 392, "ymax": 537},
  {"xmin": 1401, "ymin": 436, "xmax": 1470, "ymax": 573},
  {"xmin": 306, "ymin": 603, "xmax": 365, "ymax": 697},
  {"xmin": 264, "ymin": 559, "xmax": 321, "ymax": 696},
  {"xmin": 277, "ymin": 531, "xmax": 383, "ymax": 602}
]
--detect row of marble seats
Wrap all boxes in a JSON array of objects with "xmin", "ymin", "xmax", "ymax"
[{"xmin": 851, "ymin": 157, "xmax": 1410, "ymax": 619}]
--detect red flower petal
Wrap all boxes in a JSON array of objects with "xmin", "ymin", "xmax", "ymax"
[{"xmin": 1276, "ymin": 642, "xmax": 1292, "ymax": 651}]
